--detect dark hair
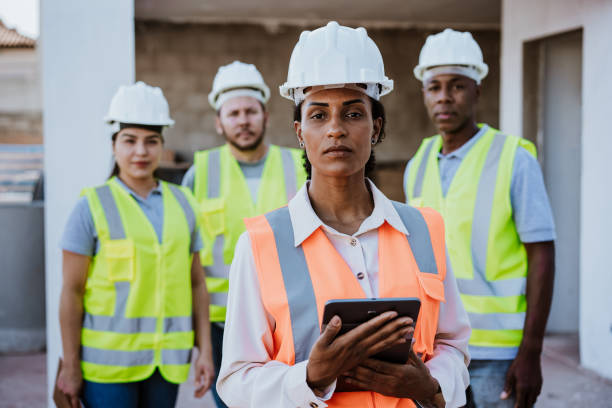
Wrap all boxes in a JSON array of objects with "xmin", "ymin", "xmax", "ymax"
[
  {"xmin": 294, "ymin": 96, "xmax": 386, "ymax": 179},
  {"xmin": 109, "ymin": 124, "xmax": 164, "ymax": 179}
]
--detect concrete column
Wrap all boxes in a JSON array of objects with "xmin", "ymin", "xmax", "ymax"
[
  {"xmin": 40, "ymin": 1, "xmax": 134, "ymax": 404},
  {"xmin": 501, "ymin": 0, "xmax": 612, "ymax": 380}
]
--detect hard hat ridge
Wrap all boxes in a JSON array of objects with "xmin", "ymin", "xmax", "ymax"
[
  {"xmin": 208, "ymin": 61, "xmax": 270, "ymax": 110},
  {"xmin": 414, "ymin": 28, "xmax": 489, "ymax": 84},
  {"xmin": 280, "ymin": 21, "xmax": 393, "ymax": 104},
  {"xmin": 104, "ymin": 81, "xmax": 174, "ymax": 128}
]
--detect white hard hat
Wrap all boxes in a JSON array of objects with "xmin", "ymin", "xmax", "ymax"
[
  {"xmin": 280, "ymin": 21, "xmax": 393, "ymax": 104},
  {"xmin": 104, "ymin": 81, "xmax": 174, "ymax": 127},
  {"xmin": 208, "ymin": 61, "xmax": 270, "ymax": 110},
  {"xmin": 414, "ymin": 28, "xmax": 489, "ymax": 84}
]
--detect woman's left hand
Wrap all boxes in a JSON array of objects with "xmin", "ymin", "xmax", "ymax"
[
  {"xmin": 193, "ymin": 350, "xmax": 215, "ymax": 398},
  {"xmin": 342, "ymin": 348, "xmax": 443, "ymax": 404}
]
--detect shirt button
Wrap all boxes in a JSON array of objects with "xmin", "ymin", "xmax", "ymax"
[
  {"xmin": 350, "ymin": 238, "xmax": 358, "ymax": 247},
  {"xmin": 310, "ymin": 403, "xmax": 319, "ymax": 408},
  {"xmin": 357, "ymin": 272, "xmax": 365, "ymax": 280}
]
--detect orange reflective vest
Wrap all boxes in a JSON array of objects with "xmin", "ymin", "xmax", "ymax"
[{"xmin": 244, "ymin": 202, "xmax": 446, "ymax": 407}]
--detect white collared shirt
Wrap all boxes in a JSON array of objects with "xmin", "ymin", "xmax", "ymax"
[{"xmin": 217, "ymin": 180, "xmax": 471, "ymax": 408}]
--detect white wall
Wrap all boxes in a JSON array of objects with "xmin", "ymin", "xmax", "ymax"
[
  {"xmin": 40, "ymin": 1, "xmax": 134, "ymax": 405},
  {"xmin": 501, "ymin": 0, "xmax": 612, "ymax": 379},
  {"xmin": 0, "ymin": 49, "xmax": 40, "ymax": 112}
]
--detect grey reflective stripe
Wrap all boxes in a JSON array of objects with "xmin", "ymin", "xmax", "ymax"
[
  {"xmin": 468, "ymin": 312, "xmax": 526, "ymax": 331},
  {"xmin": 207, "ymin": 149, "xmax": 221, "ymax": 199},
  {"xmin": 391, "ymin": 201, "xmax": 438, "ymax": 274},
  {"xmin": 469, "ymin": 344, "xmax": 519, "ymax": 357},
  {"xmin": 213, "ymin": 234, "xmax": 226, "ymax": 266},
  {"xmin": 413, "ymin": 139, "xmax": 435, "ymax": 198},
  {"xmin": 81, "ymin": 346, "xmax": 154, "ymax": 366},
  {"xmin": 468, "ymin": 133, "xmax": 516, "ymax": 296},
  {"xmin": 280, "ymin": 148, "xmax": 297, "ymax": 200},
  {"xmin": 456, "ymin": 276, "xmax": 526, "ymax": 297},
  {"xmin": 83, "ymin": 281, "xmax": 157, "ymax": 333},
  {"xmin": 162, "ymin": 348, "xmax": 192, "ymax": 365},
  {"xmin": 163, "ymin": 316, "xmax": 192, "ymax": 333},
  {"xmin": 95, "ymin": 185, "xmax": 126, "ymax": 239},
  {"xmin": 168, "ymin": 184, "xmax": 196, "ymax": 233},
  {"xmin": 265, "ymin": 207, "xmax": 320, "ymax": 363}
]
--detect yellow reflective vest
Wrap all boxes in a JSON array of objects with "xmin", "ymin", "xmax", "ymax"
[
  {"xmin": 80, "ymin": 177, "xmax": 198, "ymax": 384},
  {"xmin": 193, "ymin": 144, "xmax": 307, "ymax": 322},
  {"xmin": 406, "ymin": 125, "xmax": 536, "ymax": 355}
]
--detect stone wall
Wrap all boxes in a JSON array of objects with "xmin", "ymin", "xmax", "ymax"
[{"xmin": 136, "ymin": 21, "xmax": 500, "ymax": 198}]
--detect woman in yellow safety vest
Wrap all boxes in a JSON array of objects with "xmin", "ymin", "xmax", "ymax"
[
  {"xmin": 56, "ymin": 82, "xmax": 214, "ymax": 408},
  {"xmin": 216, "ymin": 22, "xmax": 471, "ymax": 408}
]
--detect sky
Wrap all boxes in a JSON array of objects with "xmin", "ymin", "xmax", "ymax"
[{"xmin": 0, "ymin": 0, "xmax": 39, "ymax": 39}]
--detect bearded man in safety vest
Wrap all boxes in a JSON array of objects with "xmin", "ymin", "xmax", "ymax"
[
  {"xmin": 182, "ymin": 60, "xmax": 306, "ymax": 408},
  {"xmin": 404, "ymin": 29, "xmax": 556, "ymax": 408}
]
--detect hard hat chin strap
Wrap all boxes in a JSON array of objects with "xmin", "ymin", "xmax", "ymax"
[
  {"xmin": 292, "ymin": 83, "xmax": 380, "ymax": 105},
  {"xmin": 422, "ymin": 65, "xmax": 482, "ymax": 85}
]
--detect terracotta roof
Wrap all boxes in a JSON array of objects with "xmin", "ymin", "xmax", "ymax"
[{"xmin": 0, "ymin": 20, "xmax": 35, "ymax": 48}]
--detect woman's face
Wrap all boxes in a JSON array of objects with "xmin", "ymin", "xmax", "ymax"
[
  {"xmin": 295, "ymin": 88, "xmax": 381, "ymax": 179},
  {"xmin": 113, "ymin": 127, "xmax": 163, "ymax": 180}
]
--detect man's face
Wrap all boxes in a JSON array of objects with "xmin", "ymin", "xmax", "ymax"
[
  {"xmin": 216, "ymin": 96, "xmax": 268, "ymax": 151},
  {"xmin": 422, "ymin": 74, "xmax": 480, "ymax": 134}
]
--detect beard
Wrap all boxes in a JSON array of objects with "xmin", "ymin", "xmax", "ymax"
[{"xmin": 222, "ymin": 125, "xmax": 265, "ymax": 152}]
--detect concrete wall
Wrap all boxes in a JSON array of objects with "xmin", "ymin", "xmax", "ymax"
[
  {"xmin": 41, "ymin": 0, "xmax": 134, "ymax": 404},
  {"xmin": 0, "ymin": 49, "xmax": 42, "ymax": 143},
  {"xmin": 501, "ymin": 0, "xmax": 612, "ymax": 380},
  {"xmin": 0, "ymin": 203, "xmax": 45, "ymax": 352},
  {"xmin": 135, "ymin": 22, "xmax": 500, "ymax": 169}
]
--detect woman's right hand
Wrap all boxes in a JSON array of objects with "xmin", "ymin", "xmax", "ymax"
[
  {"xmin": 57, "ymin": 361, "xmax": 83, "ymax": 408},
  {"xmin": 306, "ymin": 311, "xmax": 414, "ymax": 392}
]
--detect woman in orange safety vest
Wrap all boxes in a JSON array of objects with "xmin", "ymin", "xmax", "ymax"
[{"xmin": 216, "ymin": 22, "xmax": 471, "ymax": 408}]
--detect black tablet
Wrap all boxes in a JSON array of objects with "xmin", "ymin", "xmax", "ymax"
[{"xmin": 321, "ymin": 297, "xmax": 421, "ymax": 364}]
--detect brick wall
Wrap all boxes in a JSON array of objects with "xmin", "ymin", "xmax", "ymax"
[
  {"xmin": 0, "ymin": 112, "xmax": 42, "ymax": 144},
  {"xmin": 136, "ymin": 21, "xmax": 500, "ymax": 194}
]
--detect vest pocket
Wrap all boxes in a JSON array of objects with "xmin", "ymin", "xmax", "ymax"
[
  {"xmin": 418, "ymin": 273, "xmax": 445, "ymax": 302},
  {"xmin": 201, "ymin": 197, "xmax": 225, "ymax": 237},
  {"xmin": 104, "ymin": 239, "xmax": 135, "ymax": 281}
]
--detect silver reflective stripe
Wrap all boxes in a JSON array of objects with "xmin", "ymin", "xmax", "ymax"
[
  {"xmin": 391, "ymin": 202, "xmax": 438, "ymax": 274},
  {"xmin": 162, "ymin": 348, "xmax": 192, "ymax": 365},
  {"xmin": 265, "ymin": 207, "xmax": 319, "ymax": 364},
  {"xmin": 210, "ymin": 235, "xmax": 229, "ymax": 309},
  {"xmin": 207, "ymin": 149, "xmax": 221, "ymax": 199},
  {"xmin": 280, "ymin": 148, "xmax": 297, "ymax": 200},
  {"xmin": 95, "ymin": 185, "xmax": 126, "ymax": 239},
  {"xmin": 469, "ymin": 133, "xmax": 514, "ymax": 296},
  {"xmin": 469, "ymin": 344, "xmax": 519, "ymax": 357},
  {"xmin": 168, "ymin": 185, "xmax": 196, "ymax": 233},
  {"xmin": 456, "ymin": 276, "xmax": 526, "ymax": 297},
  {"xmin": 468, "ymin": 312, "xmax": 526, "ymax": 331},
  {"xmin": 413, "ymin": 139, "xmax": 435, "ymax": 198},
  {"xmin": 81, "ymin": 346, "xmax": 154, "ymax": 366},
  {"xmin": 213, "ymin": 234, "xmax": 226, "ymax": 265},
  {"xmin": 83, "ymin": 281, "xmax": 157, "ymax": 333},
  {"xmin": 163, "ymin": 316, "xmax": 192, "ymax": 333}
]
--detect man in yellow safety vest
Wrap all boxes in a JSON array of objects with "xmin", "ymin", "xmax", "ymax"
[
  {"xmin": 404, "ymin": 29, "xmax": 556, "ymax": 408},
  {"xmin": 182, "ymin": 61, "xmax": 306, "ymax": 407}
]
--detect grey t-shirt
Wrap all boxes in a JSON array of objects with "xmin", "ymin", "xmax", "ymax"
[
  {"xmin": 61, "ymin": 178, "xmax": 202, "ymax": 256},
  {"xmin": 403, "ymin": 125, "xmax": 556, "ymax": 243}
]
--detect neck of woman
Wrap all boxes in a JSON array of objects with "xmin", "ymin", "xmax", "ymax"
[
  {"xmin": 117, "ymin": 174, "xmax": 158, "ymax": 199},
  {"xmin": 308, "ymin": 171, "xmax": 374, "ymax": 236}
]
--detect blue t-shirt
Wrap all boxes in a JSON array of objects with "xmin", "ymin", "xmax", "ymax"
[
  {"xmin": 61, "ymin": 178, "xmax": 202, "ymax": 256},
  {"xmin": 403, "ymin": 125, "xmax": 556, "ymax": 243}
]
